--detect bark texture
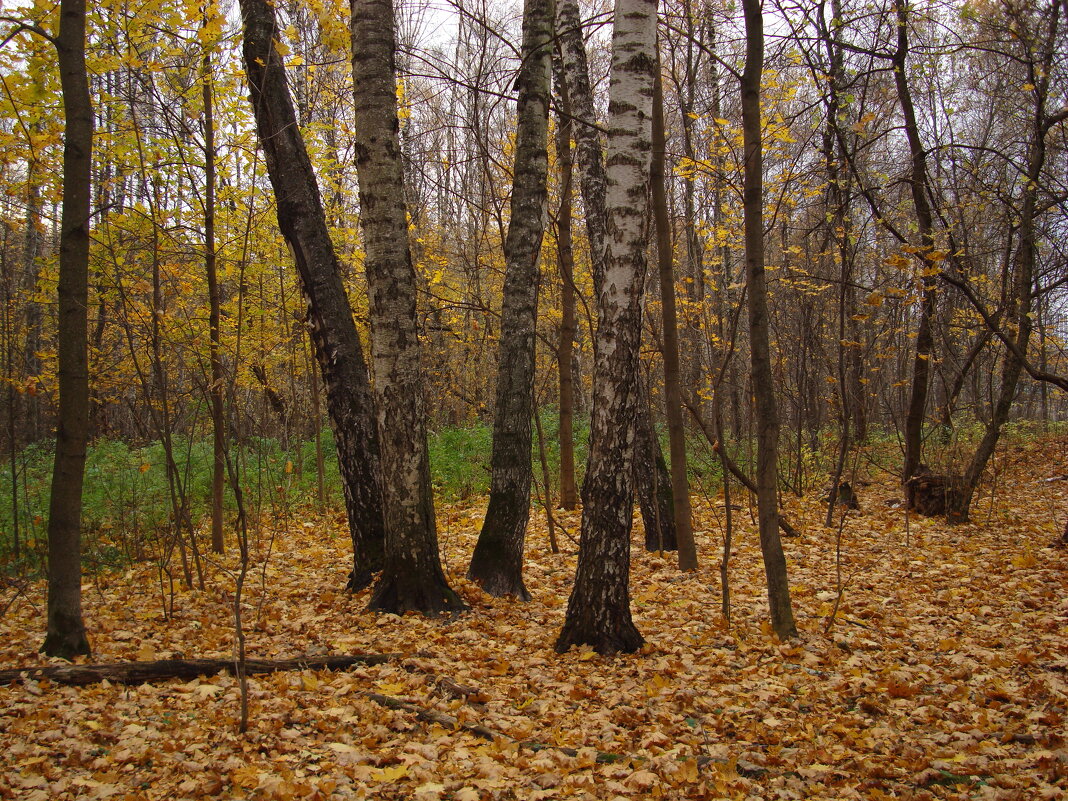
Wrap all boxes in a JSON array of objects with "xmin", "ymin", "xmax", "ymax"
[
  {"xmin": 0, "ymin": 653, "xmax": 400, "ymax": 687},
  {"xmin": 468, "ymin": 0, "xmax": 553, "ymax": 600},
  {"xmin": 893, "ymin": 2, "xmax": 938, "ymax": 485},
  {"xmin": 555, "ymin": 0, "xmax": 675, "ymax": 548},
  {"xmin": 239, "ymin": 0, "xmax": 385, "ymax": 589},
  {"xmin": 203, "ymin": 36, "xmax": 225, "ymax": 556},
  {"xmin": 351, "ymin": 0, "xmax": 465, "ymax": 614},
  {"xmin": 43, "ymin": 0, "xmax": 93, "ymax": 660},
  {"xmin": 741, "ymin": 0, "xmax": 797, "ymax": 640},
  {"xmin": 554, "ymin": 70, "xmax": 579, "ymax": 512},
  {"xmin": 651, "ymin": 65, "xmax": 696, "ymax": 568},
  {"xmin": 556, "ymin": 0, "xmax": 658, "ymax": 656}
]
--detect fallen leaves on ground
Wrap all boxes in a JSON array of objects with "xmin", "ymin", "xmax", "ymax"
[{"xmin": 1, "ymin": 438, "xmax": 1067, "ymax": 799}]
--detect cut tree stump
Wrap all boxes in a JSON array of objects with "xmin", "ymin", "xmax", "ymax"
[
  {"xmin": 905, "ymin": 471, "xmax": 968, "ymax": 519},
  {"xmin": 0, "ymin": 652, "xmax": 402, "ymax": 687}
]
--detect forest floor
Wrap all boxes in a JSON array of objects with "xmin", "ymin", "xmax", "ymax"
[{"xmin": 1, "ymin": 437, "xmax": 1067, "ymax": 800}]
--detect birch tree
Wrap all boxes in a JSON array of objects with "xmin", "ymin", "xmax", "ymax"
[
  {"xmin": 351, "ymin": 0, "xmax": 465, "ymax": 615},
  {"xmin": 556, "ymin": 0, "xmax": 658, "ymax": 655}
]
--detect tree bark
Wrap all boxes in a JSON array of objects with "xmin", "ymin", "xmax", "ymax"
[
  {"xmin": 42, "ymin": 0, "xmax": 93, "ymax": 660},
  {"xmin": 202, "ymin": 22, "xmax": 225, "ymax": 556},
  {"xmin": 556, "ymin": 0, "xmax": 658, "ymax": 656},
  {"xmin": 351, "ymin": 0, "xmax": 465, "ymax": 615},
  {"xmin": 741, "ymin": 0, "xmax": 797, "ymax": 640},
  {"xmin": 239, "ymin": 0, "xmax": 385, "ymax": 590},
  {"xmin": 651, "ymin": 63, "xmax": 697, "ymax": 569},
  {"xmin": 554, "ymin": 69, "xmax": 579, "ymax": 512},
  {"xmin": 468, "ymin": 0, "xmax": 553, "ymax": 600},
  {"xmin": 555, "ymin": 0, "xmax": 674, "ymax": 546},
  {"xmin": 634, "ymin": 379, "xmax": 677, "ymax": 552},
  {"xmin": 0, "ymin": 653, "xmax": 402, "ymax": 687},
  {"xmin": 893, "ymin": 2, "xmax": 938, "ymax": 485}
]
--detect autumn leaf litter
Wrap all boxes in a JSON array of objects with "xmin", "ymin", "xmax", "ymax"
[{"xmin": 1, "ymin": 439, "xmax": 1067, "ymax": 800}]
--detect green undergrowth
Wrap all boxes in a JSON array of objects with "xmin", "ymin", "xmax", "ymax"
[{"xmin": 3, "ymin": 415, "xmax": 1062, "ymax": 575}]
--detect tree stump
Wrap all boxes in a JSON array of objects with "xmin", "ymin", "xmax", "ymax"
[
  {"xmin": 824, "ymin": 481, "xmax": 860, "ymax": 510},
  {"xmin": 905, "ymin": 471, "xmax": 967, "ymax": 518}
]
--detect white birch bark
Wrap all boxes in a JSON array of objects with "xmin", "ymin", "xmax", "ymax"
[{"xmin": 556, "ymin": 0, "xmax": 658, "ymax": 655}]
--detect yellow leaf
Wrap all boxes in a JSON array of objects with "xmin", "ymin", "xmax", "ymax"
[
  {"xmin": 376, "ymin": 681, "xmax": 406, "ymax": 694},
  {"xmin": 372, "ymin": 764, "xmax": 408, "ymax": 782}
]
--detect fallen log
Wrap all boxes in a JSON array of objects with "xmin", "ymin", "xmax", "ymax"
[{"xmin": 0, "ymin": 652, "xmax": 402, "ymax": 687}]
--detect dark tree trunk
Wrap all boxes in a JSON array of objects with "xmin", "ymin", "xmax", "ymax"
[
  {"xmin": 202, "ymin": 33, "xmax": 225, "ymax": 556},
  {"xmin": 893, "ymin": 2, "xmax": 938, "ymax": 484},
  {"xmin": 468, "ymin": 0, "xmax": 553, "ymax": 600},
  {"xmin": 741, "ymin": 0, "xmax": 797, "ymax": 640},
  {"xmin": 651, "ymin": 63, "xmax": 696, "ymax": 568},
  {"xmin": 950, "ymin": 2, "xmax": 1059, "ymax": 522},
  {"xmin": 554, "ymin": 67, "xmax": 579, "ymax": 512},
  {"xmin": 239, "ymin": 0, "xmax": 385, "ymax": 589},
  {"xmin": 556, "ymin": 0, "xmax": 658, "ymax": 656},
  {"xmin": 351, "ymin": 0, "xmax": 465, "ymax": 615},
  {"xmin": 634, "ymin": 390, "xmax": 677, "ymax": 553},
  {"xmin": 43, "ymin": 0, "xmax": 93, "ymax": 660}
]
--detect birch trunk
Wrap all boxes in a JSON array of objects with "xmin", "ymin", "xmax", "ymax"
[
  {"xmin": 555, "ymin": 0, "xmax": 675, "ymax": 549},
  {"xmin": 239, "ymin": 0, "xmax": 386, "ymax": 590},
  {"xmin": 351, "ymin": 0, "xmax": 465, "ymax": 615},
  {"xmin": 556, "ymin": 0, "xmax": 658, "ymax": 655},
  {"xmin": 467, "ymin": 0, "xmax": 553, "ymax": 599}
]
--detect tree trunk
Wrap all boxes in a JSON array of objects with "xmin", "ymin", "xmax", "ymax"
[
  {"xmin": 741, "ymin": 0, "xmax": 797, "ymax": 640},
  {"xmin": 651, "ymin": 64, "xmax": 697, "ymax": 569},
  {"xmin": 202, "ymin": 26, "xmax": 225, "ymax": 556},
  {"xmin": 239, "ymin": 0, "xmax": 385, "ymax": 590},
  {"xmin": 467, "ymin": 0, "xmax": 553, "ymax": 600},
  {"xmin": 893, "ymin": 2, "xmax": 938, "ymax": 484},
  {"xmin": 555, "ymin": 0, "xmax": 673, "ymax": 541},
  {"xmin": 634, "ymin": 386, "xmax": 677, "ymax": 553},
  {"xmin": 556, "ymin": 0, "xmax": 657, "ymax": 656},
  {"xmin": 951, "ymin": 2, "xmax": 1059, "ymax": 522},
  {"xmin": 554, "ymin": 70, "xmax": 579, "ymax": 512},
  {"xmin": 43, "ymin": 0, "xmax": 93, "ymax": 660},
  {"xmin": 350, "ymin": 0, "xmax": 465, "ymax": 615}
]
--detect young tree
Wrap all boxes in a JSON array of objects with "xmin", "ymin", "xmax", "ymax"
[
  {"xmin": 741, "ymin": 0, "xmax": 796, "ymax": 640},
  {"xmin": 467, "ymin": 0, "xmax": 553, "ymax": 599},
  {"xmin": 41, "ymin": 0, "xmax": 93, "ymax": 659},
  {"xmin": 351, "ymin": 0, "xmax": 465, "ymax": 615},
  {"xmin": 893, "ymin": 0, "xmax": 939, "ymax": 485},
  {"xmin": 553, "ymin": 76, "xmax": 579, "ymax": 512},
  {"xmin": 239, "ymin": 0, "xmax": 386, "ymax": 590},
  {"xmin": 556, "ymin": 0, "xmax": 658, "ymax": 655},
  {"xmin": 201, "ymin": 6, "xmax": 225, "ymax": 555},
  {"xmin": 651, "ymin": 62, "xmax": 697, "ymax": 569}
]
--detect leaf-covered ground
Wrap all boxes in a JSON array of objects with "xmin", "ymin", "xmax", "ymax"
[{"xmin": 2, "ymin": 438, "xmax": 1067, "ymax": 800}]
